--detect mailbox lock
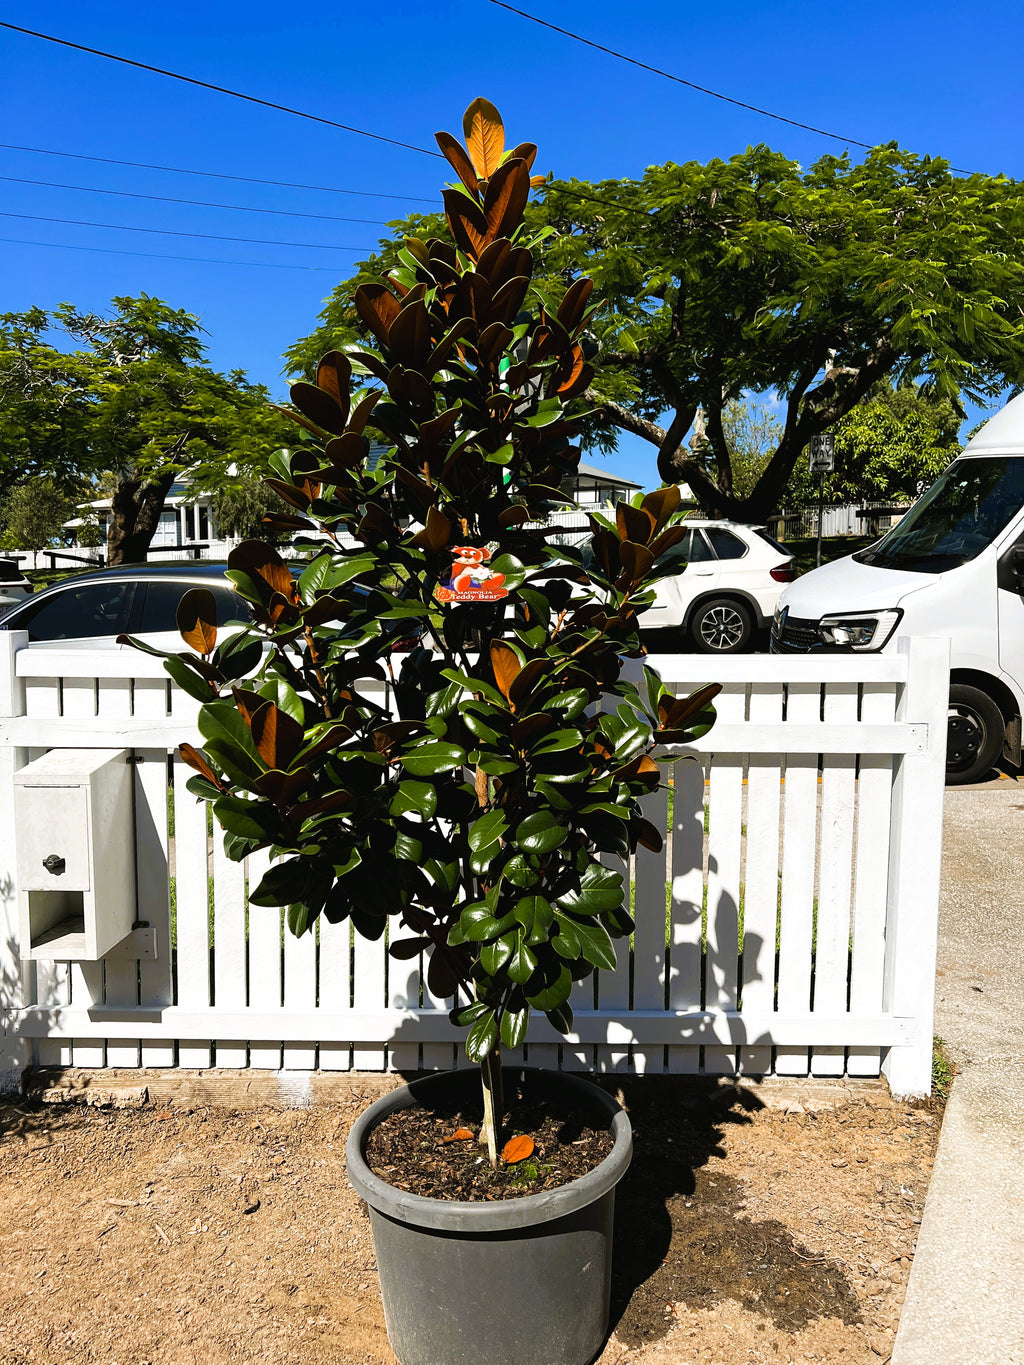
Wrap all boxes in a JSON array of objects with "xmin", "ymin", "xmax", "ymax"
[{"xmin": 42, "ymin": 854, "xmax": 66, "ymax": 876}]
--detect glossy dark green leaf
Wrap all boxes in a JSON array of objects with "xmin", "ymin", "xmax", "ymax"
[
  {"xmin": 389, "ymin": 780, "xmax": 438, "ymax": 819},
  {"xmin": 500, "ymin": 1005, "xmax": 530, "ymax": 1049},
  {"xmin": 481, "ymin": 934, "xmax": 513, "ymax": 975},
  {"xmin": 212, "ymin": 795, "xmax": 275, "ymax": 842},
  {"xmin": 466, "ymin": 809, "xmax": 504, "ymax": 850},
  {"xmin": 502, "ymin": 854, "xmax": 539, "ymax": 888},
  {"xmin": 545, "ymin": 1002, "xmax": 573, "ymax": 1035},
  {"xmin": 568, "ymin": 918, "xmax": 617, "ymax": 970},
  {"xmin": 465, "ymin": 1009, "xmax": 499, "ymax": 1062},
  {"xmin": 516, "ymin": 810, "xmax": 567, "ymax": 853},
  {"xmin": 525, "ymin": 962, "xmax": 573, "ymax": 1011},
  {"xmin": 250, "ymin": 859, "xmax": 308, "ymax": 906},
  {"xmin": 399, "ymin": 741, "xmax": 467, "ymax": 776},
  {"xmin": 507, "ymin": 935, "xmax": 538, "ymax": 986},
  {"xmin": 164, "ymin": 654, "xmax": 216, "ymax": 703}
]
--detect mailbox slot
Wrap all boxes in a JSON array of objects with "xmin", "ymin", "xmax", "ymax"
[{"xmin": 15, "ymin": 749, "xmax": 134, "ymax": 961}]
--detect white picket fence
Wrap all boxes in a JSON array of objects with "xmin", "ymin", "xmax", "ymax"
[{"xmin": 0, "ymin": 631, "xmax": 948, "ymax": 1095}]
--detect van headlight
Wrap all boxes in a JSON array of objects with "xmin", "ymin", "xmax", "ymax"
[{"xmin": 818, "ymin": 610, "xmax": 902, "ymax": 650}]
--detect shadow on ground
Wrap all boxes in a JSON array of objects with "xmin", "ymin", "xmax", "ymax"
[{"xmin": 605, "ymin": 1077, "xmax": 861, "ymax": 1348}]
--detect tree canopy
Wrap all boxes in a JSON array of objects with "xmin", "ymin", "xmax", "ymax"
[
  {"xmin": 288, "ymin": 145, "xmax": 1024, "ymax": 521},
  {"xmin": 721, "ymin": 382, "xmax": 962, "ymax": 511},
  {"xmin": 0, "ymin": 296, "xmax": 292, "ymax": 563}
]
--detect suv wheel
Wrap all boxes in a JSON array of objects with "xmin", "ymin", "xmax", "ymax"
[
  {"xmin": 947, "ymin": 684, "xmax": 1004, "ymax": 785},
  {"xmin": 689, "ymin": 598, "xmax": 754, "ymax": 653}
]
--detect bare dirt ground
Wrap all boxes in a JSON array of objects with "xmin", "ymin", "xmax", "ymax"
[{"xmin": 0, "ymin": 1071, "xmax": 941, "ymax": 1365}]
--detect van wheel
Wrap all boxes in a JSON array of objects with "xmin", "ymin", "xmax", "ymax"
[
  {"xmin": 947, "ymin": 684, "xmax": 1004, "ymax": 785},
  {"xmin": 689, "ymin": 598, "xmax": 754, "ymax": 653}
]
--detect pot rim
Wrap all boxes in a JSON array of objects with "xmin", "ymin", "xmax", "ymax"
[{"xmin": 345, "ymin": 1066, "xmax": 632, "ymax": 1233}]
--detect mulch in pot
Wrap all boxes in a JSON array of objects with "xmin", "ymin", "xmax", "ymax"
[{"xmin": 364, "ymin": 1083, "xmax": 614, "ymax": 1201}]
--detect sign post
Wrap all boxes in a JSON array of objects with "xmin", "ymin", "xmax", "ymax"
[{"xmin": 808, "ymin": 434, "xmax": 835, "ymax": 568}]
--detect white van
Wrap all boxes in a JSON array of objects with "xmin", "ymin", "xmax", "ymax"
[{"xmin": 771, "ymin": 390, "xmax": 1024, "ymax": 784}]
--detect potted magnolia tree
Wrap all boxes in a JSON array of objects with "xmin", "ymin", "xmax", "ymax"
[{"xmin": 130, "ymin": 100, "xmax": 719, "ymax": 1365}]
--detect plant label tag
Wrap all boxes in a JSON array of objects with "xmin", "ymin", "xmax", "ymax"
[{"xmin": 435, "ymin": 546, "xmax": 508, "ymax": 603}]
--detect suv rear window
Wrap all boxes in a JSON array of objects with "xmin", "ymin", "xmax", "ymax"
[
  {"xmin": 705, "ymin": 527, "xmax": 747, "ymax": 559},
  {"xmin": 0, "ymin": 560, "xmax": 25, "ymax": 583},
  {"xmin": 751, "ymin": 528, "xmax": 790, "ymax": 556}
]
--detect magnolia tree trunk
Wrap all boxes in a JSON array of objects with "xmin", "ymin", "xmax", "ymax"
[{"xmin": 106, "ymin": 470, "xmax": 176, "ymax": 567}]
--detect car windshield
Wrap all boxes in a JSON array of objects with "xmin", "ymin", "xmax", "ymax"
[{"xmin": 854, "ymin": 457, "xmax": 1024, "ymax": 573}]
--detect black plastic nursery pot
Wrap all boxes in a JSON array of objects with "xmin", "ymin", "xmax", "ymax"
[{"xmin": 345, "ymin": 1066, "xmax": 633, "ymax": 1365}]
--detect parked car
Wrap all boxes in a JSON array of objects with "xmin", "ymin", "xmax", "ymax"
[
  {"xmin": 0, "ymin": 560, "xmax": 421, "ymax": 654},
  {"xmin": 0, "ymin": 559, "xmax": 33, "ymax": 616},
  {"xmin": 770, "ymin": 389, "xmax": 1024, "ymax": 784},
  {"xmin": 0, "ymin": 563, "xmax": 251, "ymax": 648},
  {"xmin": 641, "ymin": 520, "xmax": 796, "ymax": 652}
]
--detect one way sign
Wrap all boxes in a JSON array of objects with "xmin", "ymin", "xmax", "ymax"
[{"xmin": 808, "ymin": 434, "xmax": 835, "ymax": 474}]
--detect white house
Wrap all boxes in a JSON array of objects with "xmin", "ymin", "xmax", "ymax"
[{"xmin": 66, "ymin": 460, "xmax": 649, "ymax": 562}]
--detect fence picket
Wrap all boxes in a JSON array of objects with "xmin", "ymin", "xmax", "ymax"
[
  {"xmin": 740, "ymin": 682, "xmax": 784, "ymax": 1076},
  {"xmin": 812, "ymin": 684, "xmax": 858, "ymax": 1076},
  {"xmin": 282, "ymin": 917, "xmax": 317, "ymax": 1071},
  {"xmin": 246, "ymin": 849, "xmax": 283, "ymax": 1070},
  {"xmin": 847, "ymin": 684, "xmax": 895, "ymax": 1077},
  {"xmin": 704, "ymin": 684, "xmax": 746, "ymax": 1076},
  {"xmin": 594, "ymin": 851, "xmax": 630, "ymax": 1074},
  {"xmin": 632, "ymin": 782, "xmax": 669, "ymax": 1075},
  {"xmin": 131, "ymin": 682, "xmax": 174, "ymax": 1065},
  {"xmin": 172, "ymin": 754, "xmax": 212, "ymax": 1068},
  {"xmin": 212, "ymin": 829, "xmax": 247, "ymax": 1068},
  {"xmin": 667, "ymin": 754, "xmax": 706, "ymax": 1074},
  {"xmin": 351, "ymin": 933, "xmax": 388, "ymax": 1072},
  {"xmin": 775, "ymin": 682, "xmax": 821, "ymax": 1076},
  {"xmin": 316, "ymin": 917, "xmax": 350, "ymax": 1072}
]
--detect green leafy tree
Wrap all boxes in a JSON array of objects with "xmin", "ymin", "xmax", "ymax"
[
  {"xmin": 290, "ymin": 147, "xmax": 1024, "ymax": 521},
  {"xmin": 130, "ymin": 99, "xmax": 719, "ymax": 1167},
  {"xmin": 790, "ymin": 381, "xmax": 961, "ymax": 507},
  {"xmin": 0, "ymin": 297, "xmax": 294, "ymax": 565},
  {"xmin": 0, "ymin": 477, "xmax": 78, "ymax": 552},
  {"xmin": 209, "ymin": 477, "xmax": 290, "ymax": 544},
  {"xmin": 713, "ymin": 383, "xmax": 961, "ymax": 512}
]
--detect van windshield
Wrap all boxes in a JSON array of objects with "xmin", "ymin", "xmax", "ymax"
[{"xmin": 854, "ymin": 457, "xmax": 1024, "ymax": 573}]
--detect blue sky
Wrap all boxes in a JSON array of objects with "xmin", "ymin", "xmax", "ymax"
[{"xmin": 2, "ymin": 1, "xmax": 1022, "ymax": 490}]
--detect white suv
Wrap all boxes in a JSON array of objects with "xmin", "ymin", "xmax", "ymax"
[{"xmin": 642, "ymin": 520, "xmax": 796, "ymax": 652}]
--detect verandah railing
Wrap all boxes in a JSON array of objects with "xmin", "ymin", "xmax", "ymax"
[{"xmin": 0, "ymin": 633, "xmax": 948, "ymax": 1096}]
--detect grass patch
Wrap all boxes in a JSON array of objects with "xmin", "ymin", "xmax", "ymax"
[{"xmin": 932, "ymin": 1036, "xmax": 956, "ymax": 1099}]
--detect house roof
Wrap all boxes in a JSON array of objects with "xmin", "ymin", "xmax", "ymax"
[{"xmin": 575, "ymin": 462, "xmax": 642, "ymax": 490}]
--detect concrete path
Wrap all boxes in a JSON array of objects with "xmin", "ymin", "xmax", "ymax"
[{"xmin": 892, "ymin": 780, "xmax": 1024, "ymax": 1364}]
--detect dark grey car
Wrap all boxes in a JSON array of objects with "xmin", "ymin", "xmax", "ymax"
[{"xmin": 0, "ymin": 563, "xmax": 250, "ymax": 647}]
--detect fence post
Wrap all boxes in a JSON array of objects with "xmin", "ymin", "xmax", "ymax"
[
  {"xmin": 881, "ymin": 635, "xmax": 949, "ymax": 1097},
  {"xmin": 0, "ymin": 630, "xmax": 30, "ymax": 1093}
]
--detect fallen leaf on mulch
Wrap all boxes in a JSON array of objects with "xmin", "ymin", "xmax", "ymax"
[{"xmin": 502, "ymin": 1135, "xmax": 534, "ymax": 1164}]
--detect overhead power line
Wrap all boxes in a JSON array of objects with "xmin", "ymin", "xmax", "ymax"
[
  {"xmin": 0, "ymin": 174, "xmax": 390, "ymax": 224},
  {"xmin": 0, "ymin": 235, "xmax": 338, "ymax": 270},
  {"xmin": 0, "ymin": 142, "xmax": 437, "ymax": 203},
  {"xmin": 487, "ymin": 0, "xmax": 877, "ymax": 151},
  {"xmin": 0, "ymin": 21, "xmax": 444, "ymax": 159},
  {"xmin": 0, "ymin": 209, "xmax": 373, "ymax": 251}
]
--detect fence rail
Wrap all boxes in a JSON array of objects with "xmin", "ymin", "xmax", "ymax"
[{"xmin": 0, "ymin": 634, "xmax": 948, "ymax": 1095}]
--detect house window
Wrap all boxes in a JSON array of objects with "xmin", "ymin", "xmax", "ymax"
[{"xmin": 151, "ymin": 510, "xmax": 180, "ymax": 547}]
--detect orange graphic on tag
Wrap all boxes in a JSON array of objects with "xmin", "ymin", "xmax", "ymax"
[{"xmin": 435, "ymin": 546, "xmax": 508, "ymax": 603}]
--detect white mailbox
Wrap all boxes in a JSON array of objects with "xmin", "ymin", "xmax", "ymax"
[{"xmin": 15, "ymin": 749, "xmax": 135, "ymax": 961}]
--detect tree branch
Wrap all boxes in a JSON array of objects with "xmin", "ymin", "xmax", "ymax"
[{"xmin": 584, "ymin": 391, "xmax": 667, "ymax": 447}]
